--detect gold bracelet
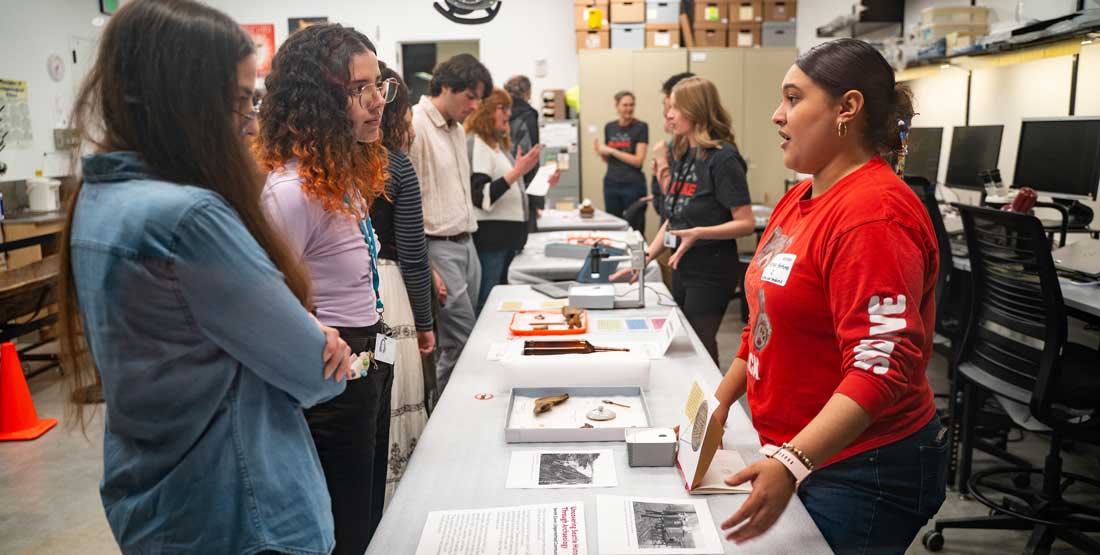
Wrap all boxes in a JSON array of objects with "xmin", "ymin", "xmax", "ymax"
[{"xmin": 781, "ymin": 442, "xmax": 815, "ymax": 471}]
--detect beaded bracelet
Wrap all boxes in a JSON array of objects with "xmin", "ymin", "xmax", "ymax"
[{"xmin": 781, "ymin": 442, "xmax": 816, "ymax": 471}]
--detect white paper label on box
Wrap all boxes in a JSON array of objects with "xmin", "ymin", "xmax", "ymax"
[
  {"xmin": 655, "ymin": 31, "xmax": 671, "ymax": 47},
  {"xmin": 647, "ymin": 7, "xmax": 658, "ymax": 19},
  {"xmin": 761, "ymin": 253, "xmax": 796, "ymax": 286},
  {"xmin": 586, "ymin": 34, "xmax": 601, "ymax": 48},
  {"xmin": 690, "ymin": 52, "xmax": 708, "ymax": 62},
  {"xmin": 739, "ymin": 5, "xmax": 753, "ymax": 20},
  {"xmin": 738, "ymin": 30, "xmax": 753, "ymax": 46}
]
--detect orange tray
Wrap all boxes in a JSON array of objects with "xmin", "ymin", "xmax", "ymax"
[{"xmin": 509, "ymin": 310, "xmax": 588, "ymax": 336}]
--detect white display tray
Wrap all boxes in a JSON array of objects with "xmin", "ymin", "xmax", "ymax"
[{"xmin": 505, "ymin": 386, "xmax": 653, "ymax": 443}]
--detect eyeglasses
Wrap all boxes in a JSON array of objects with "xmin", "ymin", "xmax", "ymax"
[
  {"xmin": 348, "ymin": 78, "xmax": 399, "ymax": 109},
  {"xmin": 235, "ymin": 96, "xmax": 262, "ymax": 121}
]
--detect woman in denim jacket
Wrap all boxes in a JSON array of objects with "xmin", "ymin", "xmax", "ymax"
[{"xmin": 58, "ymin": 2, "xmax": 353, "ymax": 553}]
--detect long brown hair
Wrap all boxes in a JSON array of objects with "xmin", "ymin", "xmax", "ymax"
[
  {"xmin": 60, "ymin": 0, "xmax": 312, "ymax": 427},
  {"xmin": 254, "ymin": 24, "xmax": 388, "ymax": 218},
  {"xmin": 464, "ymin": 88, "xmax": 513, "ymax": 150},
  {"xmin": 670, "ymin": 77, "xmax": 737, "ymax": 159}
]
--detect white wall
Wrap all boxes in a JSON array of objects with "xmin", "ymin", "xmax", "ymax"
[
  {"xmin": 0, "ymin": 0, "xmax": 106, "ymax": 183},
  {"xmin": 0, "ymin": 0, "xmax": 580, "ymax": 183},
  {"xmin": 203, "ymin": 0, "xmax": 579, "ymax": 107}
]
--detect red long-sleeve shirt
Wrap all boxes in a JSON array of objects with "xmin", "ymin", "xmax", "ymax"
[{"xmin": 737, "ymin": 157, "xmax": 938, "ymax": 467}]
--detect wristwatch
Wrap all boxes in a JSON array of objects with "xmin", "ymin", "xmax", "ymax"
[{"xmin": 759, "ymin": 444, "xmax": 811, "ymax": 484}]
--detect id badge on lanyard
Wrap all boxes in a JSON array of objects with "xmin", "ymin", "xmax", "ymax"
[
  {"xmin": 351, "ymin": 194, "xmax": 396, "ymax": 366},
  {"xmin": 664, "ymin": 150, "xmax": 696, "ymax": 250}
]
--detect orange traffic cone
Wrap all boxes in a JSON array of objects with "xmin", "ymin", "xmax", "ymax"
[{"xmin": 0, "ymin": 341, "xmax": 57, "ymax": 441}]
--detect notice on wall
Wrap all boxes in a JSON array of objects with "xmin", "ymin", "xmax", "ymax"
[
  {"xmin": 415, "ymin": 502, "xmax": 588, "ymax": 555},
  {"xmin": 0, "ymin": 79, "xmax": 34, "ymax": 149}
]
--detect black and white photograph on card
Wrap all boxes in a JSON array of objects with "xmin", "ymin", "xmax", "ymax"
[
  {"xmin": 596, "ymin": 495, "xmax": 724, "ymax": 554},
  {"xmin": 539, "ymin": 452, "xmax": 598, "ymax": 485},
  {"xmin": 632, "ymin": 502, "xmax": 701, "ymax": 548},
  {"xmin": 506, "ymin": 449, "xmax": 617, "ymax": 489}
]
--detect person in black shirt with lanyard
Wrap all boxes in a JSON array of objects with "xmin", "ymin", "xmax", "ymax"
[
  {"xmin": 594, "ymin": 91, "xmax": 649, "ymax": 219},
  {"xmin": 613, "ymin": 77, "xmax": 755, "ymax": 364}
]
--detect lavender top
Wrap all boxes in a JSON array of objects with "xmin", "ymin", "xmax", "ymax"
[{"xmin": 262, "ymin": 161, "xmax": 379, "ymax": 328}]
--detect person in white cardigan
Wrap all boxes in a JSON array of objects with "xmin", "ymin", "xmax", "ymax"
[{"xmin": 465, "ymin": 88, "xmax": 557, "ymax": 314}]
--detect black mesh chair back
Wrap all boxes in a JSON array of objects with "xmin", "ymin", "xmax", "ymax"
[
  {"xmin": 953, "ymin": 204, "xmax": 1067, "ymax": 417},
  {"xmin": 904, "ymin": 176, "xmax": 952, "ymax": 315}
]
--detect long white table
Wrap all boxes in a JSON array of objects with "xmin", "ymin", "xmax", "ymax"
[
  {"xmin": 952, "ymin": 255, "xmax": 1100, "ymax": 319},
  {"xmin": 510, "ymin": 230, "xmax": 663, "ymax": 284},
  {"xmin": 368, "ymin": 284, "xmax": 831, "ymax": 555},
  {"xmin": 537, "ymin": 208, "xmax": 630, "ymax": 232}
]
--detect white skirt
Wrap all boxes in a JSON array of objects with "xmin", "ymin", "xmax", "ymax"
[{"xmin": 377, "ymin": 259, "xmax": 429, "ymax": 506}]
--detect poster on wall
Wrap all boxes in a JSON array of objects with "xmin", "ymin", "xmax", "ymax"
[
  {"xmin": 0, "ymin": 78, "xmax": 34, "ymax": 149},
  {"xmin": 241, "ymin": 24, "xmax": 276, "ymax": 77},
  {"xmin": 288, "ymin": 17, "xmax": 328, "ymax": 35}
]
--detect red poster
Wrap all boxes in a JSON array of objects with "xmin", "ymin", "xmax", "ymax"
[{"xmin": 241, "ymin": 24, "xmax": 276, "ymax": 77}]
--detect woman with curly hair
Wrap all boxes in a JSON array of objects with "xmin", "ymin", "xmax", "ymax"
[
  {"xmin": 465, "ymin": 88, "xmax": 553, "ymax": 313},
  {"xmin": 59, "ymin": 1, "xmax": 352, "ymax": 552},
  {"xmin": 254, "ymin": 23, "xmax": 394, "ymax": 554},
  {"xmin": 370, "ymin": 63, "xmax": 433, "ymax": 503}
]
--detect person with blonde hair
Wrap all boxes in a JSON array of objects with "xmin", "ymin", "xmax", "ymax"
[
  {"xmin": 612, "ymin": 76, "xmax": 755, "ymax": 364},
  {"xmin": 466, "ymin": 88, "xmax": 556, "ymax": 313}
]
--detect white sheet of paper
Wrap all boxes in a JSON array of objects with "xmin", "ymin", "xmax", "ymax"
[
  {"xmin": 645, "ymin": 309, "xmax": 681, "ymax": 358},
  {"xmin": 543, "ymin": 122, "xmax": 579, "ymax": 149},
  {"xmin": 596, "ymin": 495, "xmax": 723, "ymax": 554},
  {"xmin": 415, "ymin": 502, "xmax": 588, "ymax": 555},
  {"xmin": 506, "ymin": 449, "xmax": 617, "ymax": 489},
  {"xmin": 525, "ymin": 162, "xmax": 558, "ymax": 197}
]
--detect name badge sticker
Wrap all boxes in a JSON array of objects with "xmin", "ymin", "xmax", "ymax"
[{"xmin": 760, "ymin": 253, "xmax": 797, "ymax": 286}]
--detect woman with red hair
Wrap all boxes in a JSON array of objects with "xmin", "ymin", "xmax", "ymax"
[{"xmin": 254, "ymin": 23, "xmax": 394, "ymax": 555}]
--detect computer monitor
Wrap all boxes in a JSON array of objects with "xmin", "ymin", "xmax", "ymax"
[
  {"xmin": 1013, "ymin": 117, "xmax": 1100, "ymax": 201},
  {"xmin": 903, "ymin": 127, "xmax": 943, "ymax": 183},
  {"xmin": 945, "ymin": 125, "xmax": 1004, "ymax": 190}
]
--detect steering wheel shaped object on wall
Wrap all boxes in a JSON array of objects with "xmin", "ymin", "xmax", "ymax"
[{"xmin": 434, "ymin": 0, "xmax": 501, "ymax": 25}]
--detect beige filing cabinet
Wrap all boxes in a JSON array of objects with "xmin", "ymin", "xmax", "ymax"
[{"xmin": 579, "ymin": 49, "xmax": 687, "ymax": 242}]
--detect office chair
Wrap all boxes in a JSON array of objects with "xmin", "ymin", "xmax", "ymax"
[{"xmin": 923, "ymin": 204, "xmax": 1100, "ymax": 554}]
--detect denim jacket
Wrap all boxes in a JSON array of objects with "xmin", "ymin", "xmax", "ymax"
[{"xmin": 72, "ymin": 152, "xmax": 344, "ymax": 554}]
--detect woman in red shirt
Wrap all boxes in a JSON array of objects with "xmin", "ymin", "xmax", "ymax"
[{"xmin": 714, "ymin": 39, "xmax": 947, "ymax": 554}]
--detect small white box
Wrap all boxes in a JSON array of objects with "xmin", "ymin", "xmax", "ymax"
[
  {"xmin": 626, "ymin": 427, "xmax": 677, "ymax": 466},
  {"xmin": 569, "ymin": 284, "xmax": 616, "ymax": 309}
]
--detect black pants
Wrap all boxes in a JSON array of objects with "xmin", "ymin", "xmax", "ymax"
[
  {"xmin": 304, "ymin": 324, "xmax": 393, "ymax": 555},
  {"xmin": 671, "ymin": 246, "xmax": 739, "ymax": 365}
]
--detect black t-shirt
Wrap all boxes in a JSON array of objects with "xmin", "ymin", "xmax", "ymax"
[
  {"xmin": 663, "ymin": 142, "xmax": 751, "ymax": 253},
  {"xmin": 604, "ymin": 119, "xmax": 648, "ymax": 183}
]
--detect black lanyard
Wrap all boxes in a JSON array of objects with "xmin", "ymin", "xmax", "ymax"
[{"xmin": 664, "ymin": 147, "xmax": 697, "ymax": 221}]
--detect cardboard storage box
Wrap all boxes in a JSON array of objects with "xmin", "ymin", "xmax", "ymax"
[
  {"xmin": 731, "ymin": 0, "xmax": 763, "ymax": 22},
  {"xmin": 612, "ymin": 23, "xmax": 646, "ymax": 48},
  {"xmin": 761, "ymin": 21, "xmax": 795, "ymax": 46},
  {"xmin": 729, "ymin": 22, "xmax": 761, "ymax": 47},
  {"xmin": 646, "ymin": 23, "xmax": 681, "ymax": 48},
  {"xmin": 764, "ymin": 0, "xmax": 796, "ymax": 21},
  {"xmin": 920, "ymin": 6, "xmax": 989, "ymax": 26},
  {"xmin": 693, "ymin": 1, "xmax": 729, "ymax": 26},
  {"xmin": 575, "ymin": 1, "xmax": 610, "ymax": 30},
  {"xmin": 576, "ymin": 29, "xmax": 611, "ymax": 50},
  {"xmin": 611, "ymin": 0, "xmax": 646, "ymax": 23},
  {"xmin": 645, "ymin": 1, "xmax": 681, "ymax": 24},
  {"xmin": 693, "ymin": 27, "xmax": 728, "ymax": 47}
]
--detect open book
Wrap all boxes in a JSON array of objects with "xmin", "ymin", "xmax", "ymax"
[{"xmin": 676, "ymin": 382, "xmax": 752, "ymax": 494}]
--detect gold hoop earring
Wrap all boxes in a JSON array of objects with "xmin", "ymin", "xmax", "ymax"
[{"xmin": 837, "ymin": 121, "xmax": 848, "ymax": 138}]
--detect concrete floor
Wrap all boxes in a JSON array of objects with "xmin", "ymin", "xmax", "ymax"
[{"xmin": 2, "ymin": 304, "xmax": 1098, "ymax": 554}]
